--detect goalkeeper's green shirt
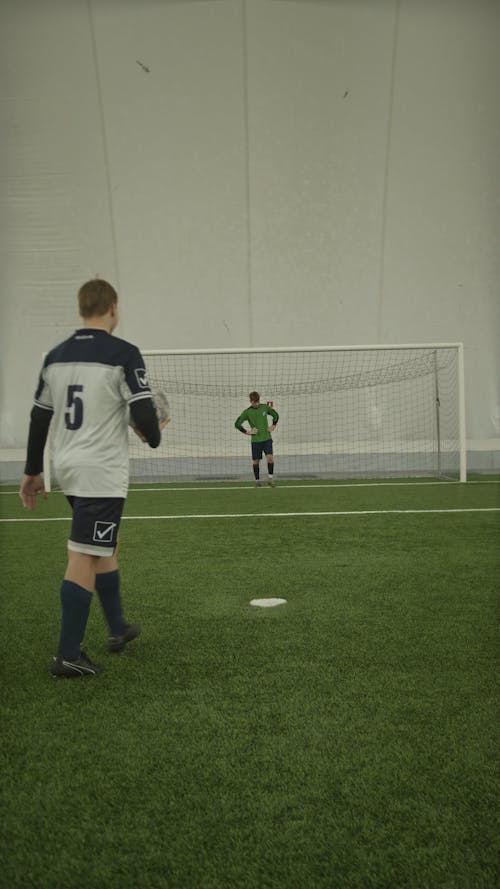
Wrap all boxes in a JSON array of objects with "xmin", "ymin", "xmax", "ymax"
[{"xmin": 234, "ymin": 404, "xmax": 279, "ymax": 442}]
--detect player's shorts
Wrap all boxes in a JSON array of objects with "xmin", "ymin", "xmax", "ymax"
[
  {"xmin": 66, "ymin": 496, "xmax": 125, "ymax": 557},
  {"xmin": 251, "ymin": 438, "xmax": 273, "ymax": 461}
]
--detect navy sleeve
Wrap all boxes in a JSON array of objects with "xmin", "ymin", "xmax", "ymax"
[
  {"xmin": 24, "ymin": 405, "xmax": 53, "ymax": 475},
  {"xmin": 121, "ymin": 344, "xmax": 152, "ymax": 404},
  {"xmin": 129, "ymin": 399, "xmax": 161, "ymax": 448}
]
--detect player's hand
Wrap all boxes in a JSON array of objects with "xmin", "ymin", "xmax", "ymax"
[
  {"xmin": 269, "ymin": 424, "xmax": 276, "ymax": 432},
  {"xmin": 19, "ymin": 474, "xmax": 47, "ymax": 511},
  {"xmin": 132, "ymin": 425, "xmax": 147, "ymax": 442},
  {"xmin": 159, "ymin": 417, "xmax": 170, "ymax": 431},
  {"xmin": 248, "ymin": 427, "xmax": 258, "ymax": 435}
]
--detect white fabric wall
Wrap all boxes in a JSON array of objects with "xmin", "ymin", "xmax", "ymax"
[{"xmin": 1, "ymin": 0, "xmax": 499, "ymax": 465}]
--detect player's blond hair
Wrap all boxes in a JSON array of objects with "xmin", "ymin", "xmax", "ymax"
[{"xmin": 78, "ymin": 279, "xmax": 118, "ymax": 318}]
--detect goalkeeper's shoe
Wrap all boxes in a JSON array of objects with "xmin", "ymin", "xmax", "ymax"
[
  {"xmin": 51, "ymin": 651, "xmax": 102, "ymax": 678},
  {"xmin": 108, "ymin": 623, "xmax": 141, "ymax": 654},
  {"xmin": 267, "ymin": 479, "xmax": 276, "ymax": 487},
  {"xmin": 255, "ymin": 480, "xmax": 261, "ymax": 487}
]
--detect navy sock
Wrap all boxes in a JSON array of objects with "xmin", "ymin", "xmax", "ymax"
[
  {"xmin": 268, "ymin": 462, "xmax": 274, "ymax": 476},
  {"xmin": 95, "ymin": 570, "xmax": 126, "ymax": 636},
  {"xmin": 57, "ymin": 580, "xmax": 92, "ymax": 661},
  {"xmin": 253, "ymin": 464, "xmax": 260, "ymax": 480}
]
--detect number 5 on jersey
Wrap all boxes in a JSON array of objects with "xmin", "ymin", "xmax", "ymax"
[{"xmin": 65, "ymin": 385, "xmax": 84, "ymax": 430}]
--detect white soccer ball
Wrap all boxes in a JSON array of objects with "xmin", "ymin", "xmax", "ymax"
[
  {"xmin": 127, "ymin": 389, "xmax": 170, "ymax": 427},
  {"xmin": 152, "ymin": 389, "xmax": 170, "ymax": 422}
]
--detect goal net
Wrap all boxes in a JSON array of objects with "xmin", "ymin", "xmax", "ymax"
[{"xmin": 128, "ymin": 344, "xmax": 466, "ymax": 483}]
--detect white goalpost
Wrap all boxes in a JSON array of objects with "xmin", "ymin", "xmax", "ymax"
[{"xmin": 128, "ymin": 343, "xmax": 466, "ymax": 484}]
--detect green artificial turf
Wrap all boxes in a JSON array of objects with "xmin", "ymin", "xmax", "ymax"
[{"xmin": 0, "ymin": 479, "xmax": 498, "ymax": 888}]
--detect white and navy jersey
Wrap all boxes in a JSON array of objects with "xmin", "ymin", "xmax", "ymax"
[{"xmin": 34, "ymin": 328, "xmax": 153, "ymax": 497}]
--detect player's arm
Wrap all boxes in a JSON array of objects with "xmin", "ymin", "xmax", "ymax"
[
  {"xmin": 235, "ymin": 411, "xmax": 248, "ymax": 434},
  {"xmin": 122, "ymin": 345, "xmax": 165, "ymax": 447},
  {"xmin": 267, "ymin": 406, "xmax": 279, "ymax": 431},
  {"xmin": 24, "ymin": 405, "xmax": 53, "ymax": 475},
  {"xmin": 129, "ymin": 398, "xmax": 162, "ymax": 448},
  {"xmin": 19, "ymin": 405, "xmax": 53, "ymax": 509},
  {"xmin": 235, "ymin": 411, "xmax": 256, "ymax": 435}
]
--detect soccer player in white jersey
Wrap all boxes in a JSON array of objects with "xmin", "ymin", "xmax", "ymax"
[{"xmin": 19, "ymin": 279, "xmax": 168, "ymax": 678}]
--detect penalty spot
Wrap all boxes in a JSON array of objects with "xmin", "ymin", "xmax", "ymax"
[{"xmin": 250, "ymin": 598, "xmax": 287, "ymax": 608}]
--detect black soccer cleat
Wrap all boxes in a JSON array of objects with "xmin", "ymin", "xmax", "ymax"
[
  {"xmin": 51, "ymin": 650, "xmax": 102, "ymax": 678},
  {"xmin": 108, "ymin": 623, "xmax": 141, "ymax": 654}
]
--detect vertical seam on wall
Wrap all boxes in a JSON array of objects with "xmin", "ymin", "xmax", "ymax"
[
  {"xmin": 87, "ymin": 0, "xmax": 121, "ymax": 296},
  {"xmin": 242, "ymin": 0, "xmax": 254, "ymax": 346},
  {"xmin": 377, "ymin": 0, "xmax": 400, "ymax": 341}
]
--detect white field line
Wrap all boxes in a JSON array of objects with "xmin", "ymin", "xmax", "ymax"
[
  {"xmin": 1, "ymin": 507, "xmax": 499, "ymax": 523},
  {"xmin": 128, "ymin": 480, "xmax": 499, "ymax": 493},
  {"xmin": 1, "ymin": 480, "xmax": 498, "ymax": 495}
]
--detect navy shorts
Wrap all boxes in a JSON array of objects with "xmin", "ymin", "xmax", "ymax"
[
  {"xmin": 66, "ymin": 496, "xmax": 125, "ymax": 557},
  {"xmin": 251, "ymin": 439, "xmax": 273, "ymax": 461}
]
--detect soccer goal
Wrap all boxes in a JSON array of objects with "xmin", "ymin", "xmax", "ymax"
[{"xmin": 128, "ymin": 343, "xmax": 466, "ymax": 484}]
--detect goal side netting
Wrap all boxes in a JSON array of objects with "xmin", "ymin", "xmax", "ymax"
[{"xmin": 128, "ymin": 344, "xmax": 466, "ymax": 483}]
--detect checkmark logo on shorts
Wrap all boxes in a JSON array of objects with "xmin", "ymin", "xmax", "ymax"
[{"xmin": 93, "ymin": 522, "xmax": 116, "ymax": 543}]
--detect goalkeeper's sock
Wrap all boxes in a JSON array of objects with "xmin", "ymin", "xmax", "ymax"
[
  {"xmin": 95, "ymin": 570, "xmax": 127, "ymax": 636},
  {"xmin": 253, "ymin": 465, "xmax": 260, "ymax": 481},
  {"xmin": 57, "ymin": 580, "xmax": 92, "ymax": 660},
  {"xmin": 268, "ymin": 462, "xmax": 274, "ymax": 476}
]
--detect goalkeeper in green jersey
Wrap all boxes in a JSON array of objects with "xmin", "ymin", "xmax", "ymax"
[{"xmin": 235, "ymin": 391, "xmax": 279, "ymax": 487}]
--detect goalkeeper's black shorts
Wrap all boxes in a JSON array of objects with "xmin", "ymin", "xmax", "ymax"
[{"xmin": 251, "ymin": 439, "xmax": 273, "ymax": 461}]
